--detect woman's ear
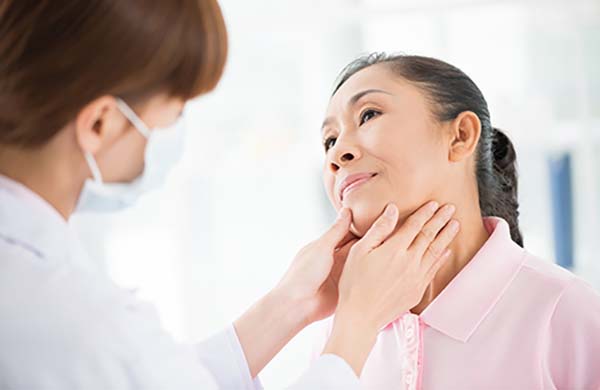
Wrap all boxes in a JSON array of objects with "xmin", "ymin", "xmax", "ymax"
[
  {"xmin": 448, "ymin": 111, "xmax": 481, "ymax": 163},
  {"xmin": 74, "ymin": 96, "xmax": 128, "ymax": 156}
]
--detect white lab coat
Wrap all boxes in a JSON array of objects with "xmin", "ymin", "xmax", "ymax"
[{"xmin": 0, "ymin": 175, "xmax": 360, "ymax": 389}]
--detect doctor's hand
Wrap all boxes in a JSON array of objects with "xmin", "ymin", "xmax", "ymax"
[
  {"xmin": 323, "ymin": 201, "xmax": 459, "ymax": 377},
  {"xmin": 274, "ymin": 208, "xmax": 358, "ymax": 325},
  {"xmin": 234, "ymin": 208, "xmax": 357, "ymax": 378}
]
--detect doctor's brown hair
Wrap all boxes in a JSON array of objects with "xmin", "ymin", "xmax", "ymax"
[
  {"xmin": 333, "ymin": 53, "xmax": 523, "ymax": 247},
  {"xmin": 0, "ymin": 0, "xmax": 227, "ymax": 147}
]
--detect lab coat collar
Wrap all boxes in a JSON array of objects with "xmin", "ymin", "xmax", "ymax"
[
  {"xmin": 0, "ymin": 174, "xmax": 72, "ymax": 262},
  {"xmin": 419, "ymin": 217, "xmax": 527, "ymax": 343}
]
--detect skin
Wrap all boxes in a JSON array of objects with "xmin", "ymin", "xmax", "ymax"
[
  {"xmin": 321, "ymin": 63, "xmax": 490, "ymax": 315},
  {"xmin": 0, "ymin": 94, "xmax": 184, "ymax": 219},
  {"xmin": 0, "ymin": 87, "xmax": 460, "ymax": 380}
]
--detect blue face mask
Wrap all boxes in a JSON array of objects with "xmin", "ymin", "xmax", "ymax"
[{"xmin": 75, "ymin": 98, "xmax": 185, "ymax": 213}]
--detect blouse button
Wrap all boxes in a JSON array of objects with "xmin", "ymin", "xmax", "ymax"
[{"xmin": 406, "ymin": 327, "xmax": 414, "ymax": 339}]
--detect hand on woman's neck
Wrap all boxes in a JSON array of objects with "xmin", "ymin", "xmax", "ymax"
[
  {"xmin": 0, "ymin": 129, "xmax": 86, "ymax": 221},
  {"xmin": 410, "ymin": 187, "xmax": 490, "ymax": 316}
]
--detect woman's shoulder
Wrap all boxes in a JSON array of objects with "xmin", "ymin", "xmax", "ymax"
[
  {"xmin": 522, "ymin": 253, "xmax": 600, "ymax": 389},
  {"xmin": 519, "ymin": 250, "xmax": 592, "ymax": 293},
  {"xmin": 519, "ymin": 250, "xmax": 600, "ymax": 315}
]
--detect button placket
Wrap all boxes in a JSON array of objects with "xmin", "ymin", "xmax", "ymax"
[{"xmin": 399, "ymin": 314, "xmax": 420, "ymax": 390}]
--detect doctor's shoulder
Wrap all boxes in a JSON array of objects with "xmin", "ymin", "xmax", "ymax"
[
  {"xmin": 0, "ymin": 241, "xmax": 141, "ymax": 372},
  {"xmin": 0, "ymin": 240, "xmax": 127, "ymax": 345},
  {"xmin": 0, "ymin": 240, "xmax": 217, "ymax": 388}
]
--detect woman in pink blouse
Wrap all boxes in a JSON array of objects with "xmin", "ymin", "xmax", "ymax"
[{"xmin": 316, "ymin": 53, "xmax": 600, "ymax": 389}]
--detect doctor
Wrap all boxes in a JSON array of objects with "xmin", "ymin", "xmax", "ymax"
[{"xmin": 0, "ymin": 1, "xmax": 460, "ymax": 388}]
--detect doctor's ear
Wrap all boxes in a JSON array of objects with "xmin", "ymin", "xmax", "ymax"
[
  {"xmin": 447, "ymin": 111, "xmax": 481, "ymax": 163},
  {"xmin": 74, "ymin": 96, "xmax": 129, "ymax": 155}
]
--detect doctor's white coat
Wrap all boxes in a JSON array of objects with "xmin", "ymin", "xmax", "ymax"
[{"xmin": 0, "ymin": 175, "xmax": 359, "ymax": 389}]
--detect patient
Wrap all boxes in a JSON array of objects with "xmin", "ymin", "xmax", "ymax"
[{"xmin": 315, "ymin": 53, "xmax": 600, "ymax": 389}]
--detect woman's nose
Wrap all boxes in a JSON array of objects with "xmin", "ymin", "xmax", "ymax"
[{"xmin": 328, "ymin": 142, "xmax": 361, "ymax": 173}]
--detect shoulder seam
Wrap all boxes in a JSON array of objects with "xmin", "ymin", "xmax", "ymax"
[{"xmin": 0, "ymin": 232, "xmax": 45, "ymax": 260}]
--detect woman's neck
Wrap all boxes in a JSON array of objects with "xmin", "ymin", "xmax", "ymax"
[
  {"xmin": 0, "ymin": 133, "xmax": 85, "ymax": 220},
  {"xmin": 410, "ymin": 191, "xmax": 490, "ymax": 315}
]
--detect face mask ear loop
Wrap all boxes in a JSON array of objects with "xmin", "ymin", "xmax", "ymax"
[
  {"xmin": 84, "ymin": 152, "xmax": 104, "ymax": 184},
  {"xmin": 115, "ymin": 98, "xmax": 152, "ymax": 139}
]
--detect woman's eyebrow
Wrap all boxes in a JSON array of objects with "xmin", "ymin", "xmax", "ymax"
[
  {"xmin": 348, "ymin": 88, "xmax": 393, "ymax": 106},
  {"xmin": 321, "ymin": 89, "xmax": 393, "ymax": 133},
  {"xmin": 321, "ymin": 117, "xmax": 333, "ymax": 134}
]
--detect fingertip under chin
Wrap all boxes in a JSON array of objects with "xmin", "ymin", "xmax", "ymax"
[{"xmin": 349, "ymin": 222, "xmax": 365, "ymax": 238}]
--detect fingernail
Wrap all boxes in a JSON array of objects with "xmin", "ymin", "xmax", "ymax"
[
  {"xmin": 444, "ymin": 204, "xmax": 456, "ymax": 215},
  {"xmin": 385, "ymin": 204, "xmax": 398, "ymax": 217},
  {"xmin": 442, "ymin": 248, "xmax": 452, "ymax": 258},
  {"xmin": 429, "ymin": 201, "xmax": 439, "ymax": 212},
  {"xmin": 337, "ymin": 208, "xmax": 349, "ymax": 220},
  {"xmin": 449, "ymin": 219, "xmax": 460, "ymax": 232}
]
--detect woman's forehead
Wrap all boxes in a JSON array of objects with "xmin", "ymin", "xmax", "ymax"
[
  {"xmin": 331, "ymin": 65, "xmax": 390, "ymax": 102},
  {"xmin": 325, "ymin": 64, "xmax": 418, "ymax": 116}
]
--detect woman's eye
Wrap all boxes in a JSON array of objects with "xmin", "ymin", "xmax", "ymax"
[
  {"xmin": 360, "ymin": 109, "xmax": 380, "ymax": 125},
  {"xmin": 323, "ymin": 137, "xmax": 336, "ymax": 152}
]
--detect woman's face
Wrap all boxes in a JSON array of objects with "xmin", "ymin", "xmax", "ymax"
[{"xmin": 322, "ymin": 64, "xmax": 451, "ymax": 237}]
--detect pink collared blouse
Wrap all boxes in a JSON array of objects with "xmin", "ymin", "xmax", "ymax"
[{"xmin": 316, "ymin": 218, "xmax": 600, "ymax": 389}]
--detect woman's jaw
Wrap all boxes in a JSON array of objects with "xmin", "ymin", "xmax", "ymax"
[{"xmin": 343, "ymin": 191, "xmax": 428, "ymax": 238}]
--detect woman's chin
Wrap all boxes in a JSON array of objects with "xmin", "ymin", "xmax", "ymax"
[{"xmin": 347, "ymin": 201, "xmax": 385, "ymax": 238}]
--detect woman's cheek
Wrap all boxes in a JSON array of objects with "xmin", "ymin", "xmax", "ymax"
[{"xmin": 323, "ymin": 177, "xmax": 339, "ymax": 210}]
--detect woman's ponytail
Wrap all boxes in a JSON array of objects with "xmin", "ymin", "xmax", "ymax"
[{"xmin": 487, "ymin": 128, "xmax": 523, "ymax": 246}]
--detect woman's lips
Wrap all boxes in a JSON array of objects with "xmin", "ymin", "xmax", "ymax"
[{"xmin": 339, "ymin": 173, "xmax": 377, "ymax": 202}]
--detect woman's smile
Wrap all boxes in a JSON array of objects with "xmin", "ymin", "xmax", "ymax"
[{"xmin": 338, "ymin": 172, "xmax": 378, "ymax": 202}]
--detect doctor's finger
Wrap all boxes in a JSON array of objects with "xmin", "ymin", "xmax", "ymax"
[
  {"xmin": 331, "ymin": 238, "xmax": 359, "ymax": 284},
  {"xmin": 382, "ymin": 201, "xmax": 439, "ymax": 251},
  {"xmin": 335, "ymin": 230, "xmax": 359, "ymax": 251},
  {"xmin": 421, "ymin": 219, "xmax": 460, "ymax": 272},
  {"xmin": 409, "ymin": 204, "xmax": 456, "ymax": 258},
  {"xmin": 319, "ymin": 208, "xmax": 352, "ymax": 250},
  {"xmin": 351, "ymin": 203, "xmax": 399, "ymax": 255},
  {"xmin": 334, "ymin": 237, "xmax": 358, "ymax": 260}
]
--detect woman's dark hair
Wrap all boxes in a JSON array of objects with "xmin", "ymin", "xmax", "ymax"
[
  {"xmin": 0, "ymin": 0, "xmax": 228, "ymax": 147},
  {"xmin": 333, "ymin": 53, "xmax": 523, "ymax": 246}
]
